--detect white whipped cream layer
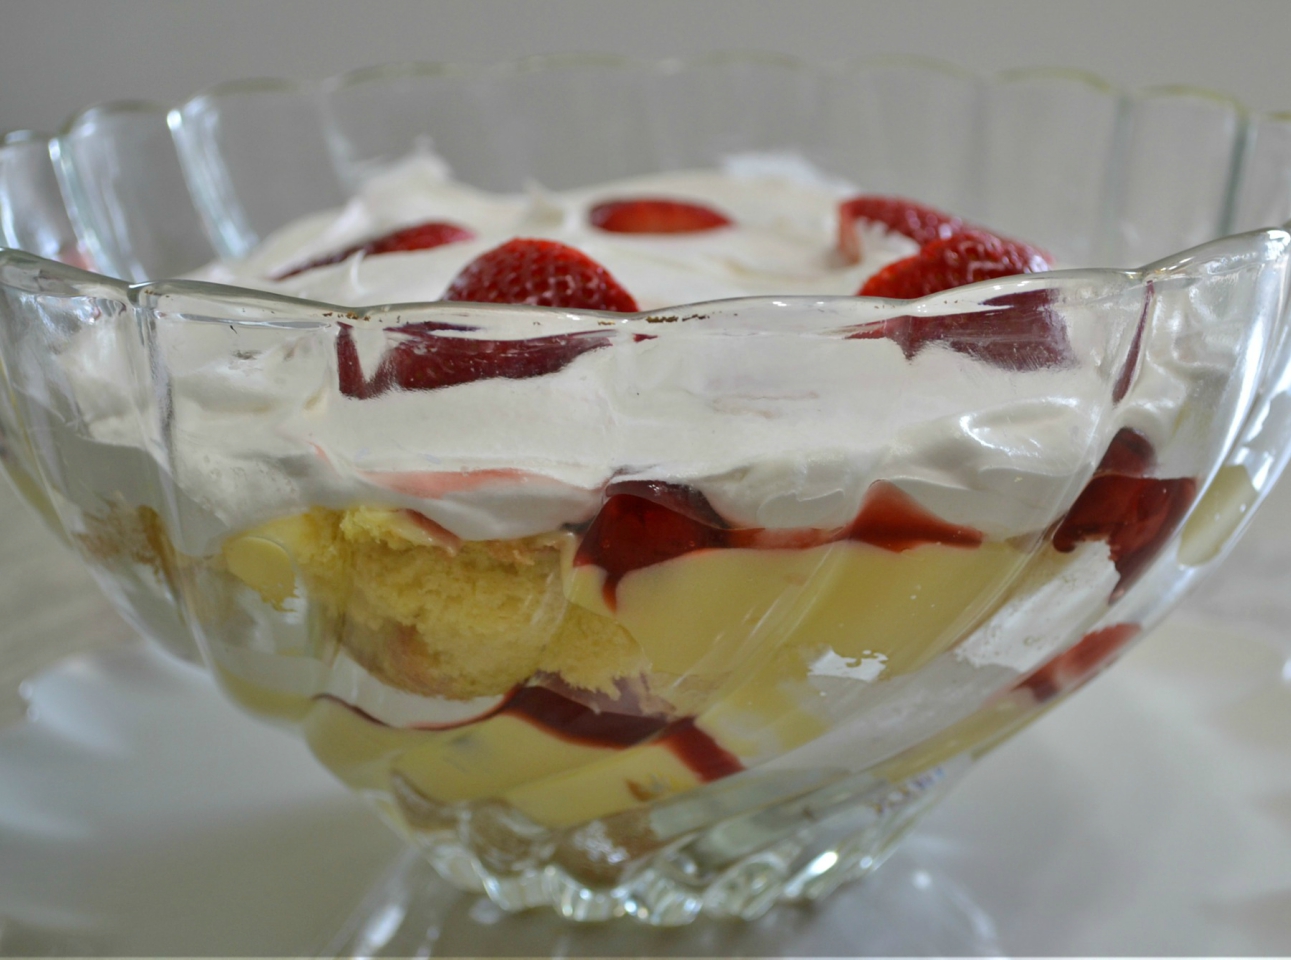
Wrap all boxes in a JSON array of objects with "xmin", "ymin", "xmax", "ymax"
[
  {"xmin": 52, "ymin": 154, "xmax": 1235, "ymax": 557},
  {"xmin": 299, "ymin": 329, "xmax": 1106, "ymax": 540}
]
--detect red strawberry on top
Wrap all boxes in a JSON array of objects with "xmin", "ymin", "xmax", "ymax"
[
  {"xmin": 442, "ymin": 238, "xmax": 639, "ymax": 312},
  {"xmin": 274, "ymin": 221, "xmax": 474, "ymax": 280},
  {"xmin": 337, "ymin": 239, "xmax": 636, "ymax": 397},
  {"xmin": 837, "ymin": 196, "xmax": 963, "ymax": 264},
  {"xmin": 590, "ymin": 198, "xmax": 732, "ymax": 234},
  {"xmin": 859, "ymin": 230, "xmax": 1052, "ymax": 300}
]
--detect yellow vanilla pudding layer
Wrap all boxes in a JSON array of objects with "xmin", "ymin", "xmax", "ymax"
[{"xmin": 217, "ymin": 504, "xmax": 1034, "ymax": 828}]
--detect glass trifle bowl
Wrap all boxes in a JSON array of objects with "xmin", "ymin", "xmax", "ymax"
[{"xmin": 3, "ymin": 55, "xmax": 1291, "ymax": 927}]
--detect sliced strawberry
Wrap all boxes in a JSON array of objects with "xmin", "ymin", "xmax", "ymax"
[
  {"xmin": 1052, "ymin": 428, "xmax": 1196, "ymax": 596},
  {"xmin": 337, "ymin": 320, "xmax": 610, "ymax": 398},
  {"xmin": 442, "ymin": 237, "xmax": 639, "ymax": 312},
  {"xmin": 837, "ymin": 195, "xmax": 963, "ymax": 264},
  {"xmin": 1019, "ymin": 622, "xmax": 1141, "ymax": 703},
  {"xmin": 590, "ymin": 198, "xmax": 732, "ymax": 234},
  {"xmin": 1053, "ymin": 472, "xmax": 1196, "ymax": 597},
  {"xmin": 574, "ymin": 489, "xmax": 732, "ymax": 608},
  {"xmin": 384, "ymin": 323, "xmax": 609, "ymax": 392},
  {"xmin": 274, "ymin": 221, "xmax": 474, "ymax": 279},
  {"xmin": 339, "ymin": 239, "xmax": 634, "ymax": 396},
  {"xmin": 851, "ymin": 289, "xmax": 1072, "ymax": 371},
  {"xmin": 859, "ymin": 229, "xmax": 1052, "ymax": 300},
  {"xmin": 335, "ymin": 324, "xmax": 370, "ymax": 398}
]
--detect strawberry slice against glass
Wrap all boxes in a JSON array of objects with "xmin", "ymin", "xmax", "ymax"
[
  {"xmin": 338, "ymin": 238, "xmax": 637, "ymax": 397},
  {"xmin": 851, "ymin": 289, "xmax": 1072, "ymax": 372}
]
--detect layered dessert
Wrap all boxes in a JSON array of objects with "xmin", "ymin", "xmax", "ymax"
[{"xmin": 50, "ymin": 153, "xmax": 1241, "ymax": 865}]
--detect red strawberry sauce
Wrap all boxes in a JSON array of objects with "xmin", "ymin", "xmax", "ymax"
[
  {"xmin": 574, "ymin": 479, "xmax": 985, "ymax": 610},
  {"xmin": 504, "ymin": 686, "xmax": 742, "ymax": 782},
  {"xmin": 320, "ymin": 680, "xmax": 742, "ymax": 784}
]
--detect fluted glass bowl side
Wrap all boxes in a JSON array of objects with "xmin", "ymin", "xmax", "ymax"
[{"xmin": 2, "ymin": 56, "xmax": 1291, "ymax": 923}]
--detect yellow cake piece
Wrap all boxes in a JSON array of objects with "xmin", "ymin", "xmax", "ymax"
[{"xmin": 222, "ymin": 507, "xmax": 645, "ymax": 699}]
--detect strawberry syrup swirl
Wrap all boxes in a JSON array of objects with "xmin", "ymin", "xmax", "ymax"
[
  {"xmin": 505, "ymin": 687, "xmax": 742, "ymax": 782},
  {"xmin": 318, "ymin": 683, "xmax": 742, "ymax": 784},
  {"xmin": 574, "ymin": 480, "xmax": 984, "ymax": 610}
]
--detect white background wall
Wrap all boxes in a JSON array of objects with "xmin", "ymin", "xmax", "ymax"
[{"xmin": 2, "ymin": 0, "xmax": 1290, "ymax": 135}]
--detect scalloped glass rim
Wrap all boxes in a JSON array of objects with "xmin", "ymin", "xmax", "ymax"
[
  {"xmin": 3, "ymin": 227, "xmax": 1288, "ymax": 334},
  {"xmin": 0, "ymin": 51, "xmax": 1258, "ymax": 143},
  {"xmin": 0, "ymin": 51, "xmax": 1288, "ymax": 301}
]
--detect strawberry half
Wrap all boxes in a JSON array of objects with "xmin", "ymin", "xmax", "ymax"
[
  {"xmin": 837, "ymin": 195, "xmax": 963, "ymax": 264},
  {"xmin": 442, "ymin": 237, "xmax": 639, "ymax": 312},
  {"xmin": 590, "ymin": 198, "xmax": 732, "ymax": 234},
  {"xmin": 859, "ymin": 230, "xmax": 1052, "ymax": 300},
  {"xmin": 337, "ymin": 239, "xmax": 634, "ymax": 397},
  {"xmin": 274, "ymin": 221, "xmax": 474, "ymax": 280}
]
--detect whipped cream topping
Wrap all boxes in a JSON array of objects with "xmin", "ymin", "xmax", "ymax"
[
  {"xmin": 196, "ymin": 153, "xmax": 919, "ymax": 309},
  {"xmin": 51, "ymin": 153, "xmax": 1240, "ymax": 558}
]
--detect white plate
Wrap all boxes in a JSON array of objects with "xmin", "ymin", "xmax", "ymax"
[{"xmin": 2, "ymin": 607, "xmax": 1289, "ymax": 956}]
